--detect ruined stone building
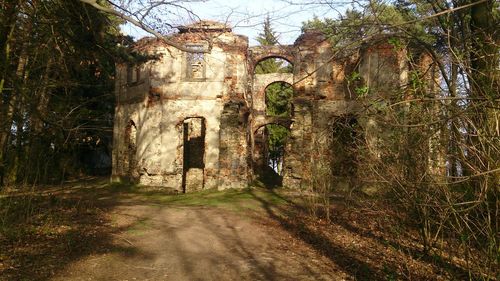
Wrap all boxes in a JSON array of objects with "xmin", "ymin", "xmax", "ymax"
[{"xmin": 111, "ymin": 20, "xmax": 431, "ymax": 192}]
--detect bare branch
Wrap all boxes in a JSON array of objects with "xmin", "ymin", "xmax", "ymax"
[{"xmin": 78, "ymin": 0, "xmax": 208, "ymax": 53}]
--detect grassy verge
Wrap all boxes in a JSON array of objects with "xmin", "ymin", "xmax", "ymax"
[{"xmin": 107, "ymin": 181, "xmax": 291, "ymax": 213}]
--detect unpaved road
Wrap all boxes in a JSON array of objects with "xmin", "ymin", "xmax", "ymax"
[
  {"xmin": 51, "ymin": 202, "xmax": 345, "ymax": 281},
  {"xmin": 2, "ymin": 181, "xmax": 473, "ymax": 281}
]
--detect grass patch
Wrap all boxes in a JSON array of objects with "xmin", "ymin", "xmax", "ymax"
[
  {"xmin": 107, "ymin": 181, "xmax": 142, "ymax": 193},
  {"xmin": 107, "ymin": 183, "xmax": 291, "ymax": 213},
  {"xmin": 126, "ymin": 218, "xmax": 153, "ymax": 236},
  {"xmin": 149, "ymin": 188, "xmax": 284, "ymax": 205}
]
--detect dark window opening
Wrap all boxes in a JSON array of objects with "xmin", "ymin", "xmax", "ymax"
[
  {"xmin": 125, "ymin": 120, "xmax": 137, "ymax": 148},
  {"xmin": 125, "ymin": 120, "xmax": 137, "ymax": 177},
  {"xmin": 330, "ymin": 116, "xmax": 359, "ymax": 178}
]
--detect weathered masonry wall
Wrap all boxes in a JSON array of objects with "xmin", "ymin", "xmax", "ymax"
[
  {"xmin": 112, "ymin": 22, "xmax": 249, "ymax": 191},
  {"xmin": 112, "ymin": 20, "xmax": 414, "ymax": 191}
]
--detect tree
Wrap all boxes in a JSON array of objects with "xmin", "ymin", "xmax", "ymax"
[
  {"xmin": 255, "ymin": 15, "xmax": 283, "ymax": 74},
  {"xmin": 257, "ymin": 15, "xmax": 279, "ymax": 46},
  {"xmin": 78, "ymin": 0, "xmax": 206, "ymax": 53},
  {"xmin": 265, "ymin": 82, "xmax": 293, "ymax": 117},
  {"xmin": 303, "ymin": 0, "xmax": 498, "ymax": 276},
  {"xmin": 0, "ymin": 0, "xmax": 128, "ymax": 186}
]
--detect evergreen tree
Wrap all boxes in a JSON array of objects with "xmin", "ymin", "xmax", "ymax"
[
  {"xmin": 0, "ymin": 0, "xmax": 129, "ymax": 186},
  {"xmin": 256, "ymin": 15, "xmax": 279, "ymax": 46},
  {"xmin": 254, "ymin": 15, "xmax": 282, "ymax": 74},
  {"xmin": 265, "ymin": 82, "xmax": 293, "ymax": 117},
  {"xmin": 254, "ymin": 16, "xmax": 293, "ymax": 175}
]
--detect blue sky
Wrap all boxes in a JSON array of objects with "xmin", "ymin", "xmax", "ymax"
[{"xmin": 120, "ymin": 0, "xmax": 352, "ymax": 46}]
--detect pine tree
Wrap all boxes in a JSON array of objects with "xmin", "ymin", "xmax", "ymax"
[
  {"xmin": 254, "ymin": 16, "xmax": 292, "ymax": 175},
  {"xmin": 256, "ymin": 15, "xmax": 278, "ymax": 46},
  {"xmin": 0, "ymin": 1, "xmax": 127, "ymax": 186},
  {"xmin": 254, "ymin": 15, "xmax": 282, "ymax": 74}
]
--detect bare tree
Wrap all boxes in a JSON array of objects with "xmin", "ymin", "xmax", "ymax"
[{"xmin": 79, "ymin": 0, "xmax": 209, "ymax": 52}]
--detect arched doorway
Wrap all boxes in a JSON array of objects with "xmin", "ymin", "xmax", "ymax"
[
  {"xmin": 125, "ymin": 120, "xmax": 137, "ymax": 179},
  {"xmin": 250, "ymin": 49, "xmax": 296, "ymax": 187},
  {"xmin": 253, "ymin": 123, "xmax": 290, "ymax": 187},
  {"xmin": 248, "ymin": 44, "xmax": 295, "ymax": 75},
  {"xmin": 329, "ymin": 115, "xmax": 360, "ymax": 190}
]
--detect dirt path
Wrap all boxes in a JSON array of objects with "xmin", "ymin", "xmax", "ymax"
[
  {"xmin": 50, "ymin": 197, "xmax": 345, "ymax": 281},
  {"xmin": 2, "ymin": 182, "xmax": 470, "ymax": 280}
]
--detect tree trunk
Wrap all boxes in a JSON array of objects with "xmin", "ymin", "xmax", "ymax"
[
  {"xmin": 0, "ymin": 0, "xmax": 21, "ymax": 187},
  {"xmin": 24, "ymin": 57, "xmax": 53, "ymax": 184}
]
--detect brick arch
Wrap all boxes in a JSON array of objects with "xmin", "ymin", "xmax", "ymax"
[
  {"xmin": 262, "ymin": 79, "xmax": 294, "ymax": 91},
  {"xmin": 257, "ymin": 77, "xmax": 295, "ymax": 99},
  {"xmin": 253, "ymin": 55, "xmax": 294, "ymax": 70},
  {"xmin": 263, "ymin": 80, "xmax": 294, "ymax": 92},
  {"xmin": 249, "ymin": 45, "xmax": 295, "ymax": 73},
  {"xmin": 252, "ymin": 116, "xmax": 293, "ymax": 134},
  {"xmin": 252, "ymin": 77, "xmax": 295, "ymax": 115}
]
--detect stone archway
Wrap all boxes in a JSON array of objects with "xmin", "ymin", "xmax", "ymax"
[
  {"xmin": 248, "ymin": 45, "xmax": 295, "ymax": 74},
  {"xmin": 252, "ymin": 122, "xmax": 291, "ymax": 187},
  {"xmin": 247, "ymin": 45, "xmax": 299, "ymax": 187},
  {"xmin": 253, "ymin": 77, "xmax": 294, "ymax": 115}
]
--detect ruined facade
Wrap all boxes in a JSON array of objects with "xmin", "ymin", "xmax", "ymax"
[{"xmin": 111, "ymin": 20, "xmax": 414, "ymax": 192}]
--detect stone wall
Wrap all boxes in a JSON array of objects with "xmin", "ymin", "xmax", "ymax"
[
  {"xmin": 112, "ymin": 22, "xmax": 249, "ymax": 191},
  {"xmin": 112, "ymin": 21, "xmax": 410, "ymax": 192},
  {"xmin": 218, "ymin": 101, "xmax": 249, "ymax": 189}
]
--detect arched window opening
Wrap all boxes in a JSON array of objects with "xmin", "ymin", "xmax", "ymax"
[
  {"xmin": 124, "ymin": 120, "xmax": 137, "ymax": 177},
  {"xmin": 254, "ymin": 57, "xmax": 293, "ymax": 75},
  {"xmin": 128, "ymin": 120, "xmax": 137, "ymax": 148},
  {"xmin": 265, "ymin": 82, "xmax": 294, "ymax": 117}
]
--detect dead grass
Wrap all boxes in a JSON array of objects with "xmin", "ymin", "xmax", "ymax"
[
  {"xmin": 0, "ymin": 193, "xmax": 112, "ymax": 280},
  {"xmin": 0, "ymin": 178, "xmax": 490, "ymax": 280}
]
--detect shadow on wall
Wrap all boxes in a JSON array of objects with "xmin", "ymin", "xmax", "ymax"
[{"xmin": 119, "ymin": 102, "xmax": 212, "ymax": 191}]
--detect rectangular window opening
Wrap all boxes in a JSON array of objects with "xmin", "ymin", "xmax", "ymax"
[
  {"xmin": 127, "ymin": 64, "xmax": 140, "ymax": 85},
  {"xmin": 186, "ymin": 44, "xmax": 206, "ymax": 80}
]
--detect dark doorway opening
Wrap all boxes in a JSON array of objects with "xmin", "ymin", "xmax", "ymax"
[
  {"xmin": 182, "ymin": 117, "xmax": 206, "ymax": 193},
  {"xmin": 330, "ymin": 115, "xmax": 359, "ymax": 188}
]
